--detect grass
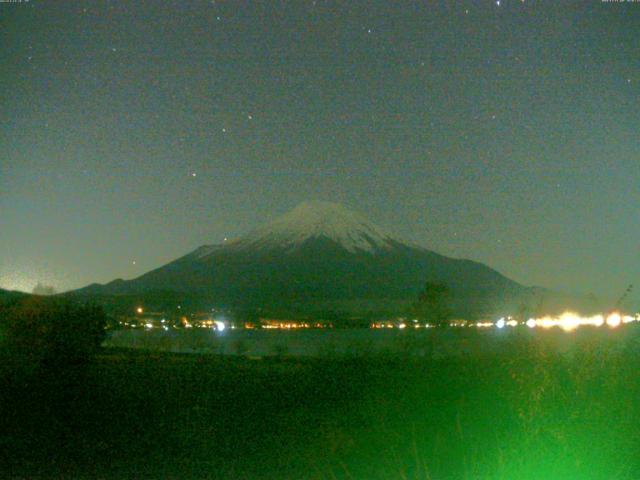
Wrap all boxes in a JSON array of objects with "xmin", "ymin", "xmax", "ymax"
[{"xmin": 1, "ymin": 327, "xmax": 640, "ymax": 479}]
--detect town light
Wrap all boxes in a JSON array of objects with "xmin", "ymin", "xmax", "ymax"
[
  {"xmin": 559, "ymin": 312, "xmax": 580, "ymax": 332},
  {"xmin": 606, "ymin": 312, "xmax": 621, "ymax": 328}
]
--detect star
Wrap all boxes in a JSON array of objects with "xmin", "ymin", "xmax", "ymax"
[
  {"xmin": 222, "ymin": 128, "xmax": 226, "ymax": 133},
  {"xmin": 132, "ymin": 260, "xmax": 136, "ymax": 265},
  {"xmin": 247, "ymin": 114, "xmax": 253, "ymax": 120},
  {"xmin": 496, "ymin": 0, "xmax": 500, "ymax": 5},
  {"xmin": 191, "ymin": 172, "xmax": 197, "ymax": 177}
]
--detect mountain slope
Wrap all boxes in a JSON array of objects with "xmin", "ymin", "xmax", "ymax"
[{"xmin": 71, "ymin": 201, "xmax": 539, "ymax": 317}]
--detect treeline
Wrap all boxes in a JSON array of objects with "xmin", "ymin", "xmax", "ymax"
[{"xmin": 0, "ymin": 295, "xmax": 107, "ymax": 367}]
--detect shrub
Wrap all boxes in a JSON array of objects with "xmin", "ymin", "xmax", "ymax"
[{"xmin": 0, "ymin": 296, "xmax": 107, "ymax": 366}]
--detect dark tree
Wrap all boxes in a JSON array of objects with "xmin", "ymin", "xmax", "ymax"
[
  {"xmin": 411, "ymin": 281, "xmax": 452, "ymax": 327},
  {"xmin": 32, "ymin": 283, "xmax": 56, "ymax": 296},
  {"xmin": 1, "ymin": 297, "xmax": 107, "ymax": 366},
  {"xmin": 517, "ymin": 302, "xmax": 531, "ymax": 323}
]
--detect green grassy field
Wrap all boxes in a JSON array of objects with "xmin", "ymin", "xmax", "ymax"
[{"xmin": 1, "ymin": 328, "xmax": 639, "ymax": 479}]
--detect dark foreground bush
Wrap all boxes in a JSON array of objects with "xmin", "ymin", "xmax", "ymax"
[{"xmin": 0, "ymin": 296, "xmax": 106, "ymax": 366}]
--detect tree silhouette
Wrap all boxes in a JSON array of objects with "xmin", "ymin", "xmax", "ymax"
[
  {"xmin": 411, "ymin": 281, "xmax": 452, "ymax": 327},
  {"xmin": 1, "ymin": 297, "xmax": 107, "ymax": 366},
  {"xmin": 32, "ymin": 283, "xmax": 57, "ymax": 296}
]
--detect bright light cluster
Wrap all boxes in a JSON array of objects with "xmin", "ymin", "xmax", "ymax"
[{"xmin": 495, "ymin": 312, "xmax": 638, "ymax": 331}]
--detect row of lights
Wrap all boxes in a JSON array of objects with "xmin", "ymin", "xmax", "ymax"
[
  {"xmin": 375, "ymin": 312, "xmax": 638, "ymax": 332},
  {"xmin": 135, "ymin": 307, "xmax": 637, "ymax": 333},
  {"xmin": 496, "ymin": 312, "xmax": 638, "ymax": 332}
]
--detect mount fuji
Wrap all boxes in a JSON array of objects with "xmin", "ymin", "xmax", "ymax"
[{"xmin": 72, "ymin": 201, "xmax": 540, "ymax": 318}]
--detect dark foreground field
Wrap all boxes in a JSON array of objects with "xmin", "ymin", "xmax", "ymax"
[{"xmin": 1, "ymin": 328, "xmax": 640, "ymax": 479}]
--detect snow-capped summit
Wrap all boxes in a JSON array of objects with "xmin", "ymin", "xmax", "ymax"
[{"xmin": 231, "ymin": 201, "xmax": 397, "ymax": 253}]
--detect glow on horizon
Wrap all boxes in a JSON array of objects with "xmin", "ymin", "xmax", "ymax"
[{"xmin": 0, "ymin": 273, "xmax": 45, "ymax": 293}]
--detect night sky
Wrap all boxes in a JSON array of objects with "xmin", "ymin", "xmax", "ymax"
[{"xmin": 2, "ymin": 0, "xmax": 639, "ymax": 300}]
